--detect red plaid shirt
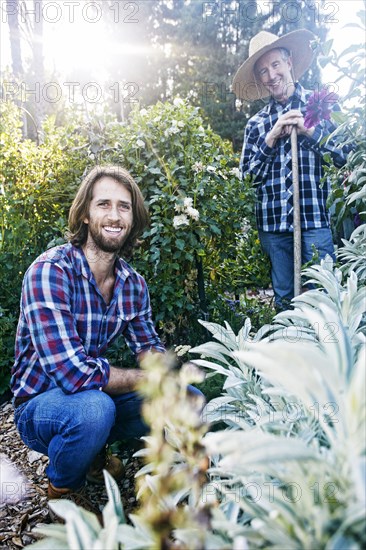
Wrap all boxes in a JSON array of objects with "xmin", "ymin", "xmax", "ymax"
[{"xmin": 11, "ymin": 243, "xmax": 164, "ymax": 396}]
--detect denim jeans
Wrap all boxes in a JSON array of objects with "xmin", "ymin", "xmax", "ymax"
[
  {"xmin": 14, "ymin": 385, "xmax": 202, "ymax": 489},
  {"xmin": 258, "ymin": 227, "xmax": 335, "ymax": 311}
]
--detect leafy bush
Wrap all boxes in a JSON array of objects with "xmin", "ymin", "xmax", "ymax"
[
  {"xmin": 337, "ymin": 224, "xmax": 366, "ymax": 283},
  {"xmin": 321, "ymin": 10, "xmax": 366, "ymax": 234},
  {"xmin": 0, "ymin": 98, "xmax": 267, "ymax": 391},
  {"xmin": 108, "ymin": 99, "xmax": 264, "ymax": 344},
  {"xmin": 0, "ymin": 102, "xmax": 90, "ymax": 393}
]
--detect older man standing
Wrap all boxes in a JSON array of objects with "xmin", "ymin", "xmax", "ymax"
[{"xmin": 233, "ymin": 30, "xmax": 348, "ymax": 311}]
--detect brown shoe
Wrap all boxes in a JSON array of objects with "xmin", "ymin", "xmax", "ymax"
[
  {"xmin": 48, "ymin": 481, "xmax": 102, "ymax": 523},
  {"xmin": 86, "ymin": 446, "xmax": 124, "ymax": 485}
]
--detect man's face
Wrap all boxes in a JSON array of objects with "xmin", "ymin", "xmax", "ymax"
[
  {"xmin": 255, "ymin": 49, "xmax": 294, "ymax": 102},
  {"xmin": 84, "ymin": 176, "xmax": 133, "ymax": 254}
]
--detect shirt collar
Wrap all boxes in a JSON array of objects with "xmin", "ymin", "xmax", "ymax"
[
  {"xmin": 71, "ymin": 243, "xmax": 131, "ymax": 283},
  {"xmin": 268, "ymin": 82, "xmax": 307, "ymax": 112}
]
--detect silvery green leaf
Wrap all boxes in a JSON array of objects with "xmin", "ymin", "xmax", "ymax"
[
  {"xmin": 133, "ymin": 447, "xmax": 150, "ymax": 458},
  {"xmin": 134, "ymin": 462, "xmax": 154, "ymax": 478},
  {"xmin": 49, "ymin": 499, "xmax": 101, "ymax": 534},
  {"xmin": 116, "ymin": 524, "xmax": 153, "ymax": 549},
  {"xmin": 223, "ymin": 375, "xmax": 245, "ymax": 389},
  {"xmin": 33, "ymin": 523, "xmax": 68, "ymax": 540},
  {"xmin": 103, "ymin": 470, "xmax": 125, "ymax": 525},
  {"xmin": 190, "ymin": 343, "xmax": 233, "ymax": 363},
  {"xmin": 65, "ymin": 514, "xmax": 97, "ymax": 549},
  {"xmin": 128, "ymin": 513, "xmax": 155, "ymax": 538},
  {"xmin": 174, "ymin": 527, "xmax": 230, "ymax": 549},
  {"xmin": 92, "ymin": 516, "xmax": 119, "ymax": 550},
  {"xmin": 29, "ymin": 538, "xmax": 69, "ymax": 549},
  {"xmin": 236, "ymin": 344, "xmax": 338, "ymax": 419},
  {"xmin": 198, "ymin": 319, "xmax": 238, "ymax": 349},
  {"xmin": 204, "ymin": 432, "xmax": 320, "ymax": 473},
  {"xmin": 191, "ymin": 358, "xmax": 234, "ymax": 376}
]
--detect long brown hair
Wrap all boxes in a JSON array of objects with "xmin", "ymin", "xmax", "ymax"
[{"xmin": 67, "ymin": 165, "xmax": 149, "ymax": 258}]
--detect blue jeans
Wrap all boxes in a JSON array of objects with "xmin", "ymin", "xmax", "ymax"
[
  {"xmin": 14, "ymin": 385, "xmax": 202, "ymax": 489},
  {"xmin": 258, "ymin": 228, "xmax": 335, "ymax": 310}
]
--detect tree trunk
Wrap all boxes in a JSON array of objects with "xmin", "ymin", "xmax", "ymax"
[
  {"xmin": 29, "ymin": 0, "xmax": 45, "ymax": 140},
  {"xmin": 6, "ymin": 0, "xmax": 23, "ymax": 76}
]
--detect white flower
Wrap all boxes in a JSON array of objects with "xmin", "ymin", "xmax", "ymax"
[
  {"xmin": 241, "ymin": 217, "xmax": 250, "ymax": 235},
  {"xmin": 173, "ymin": 97, "xmax": 184, "ymax": 107},
  {"xmin": 173, "ymin": 214, "xmax": 189, "ymax": 228},
  {"xmin": 174, "ymin": 202, "xmax": 184, "ymax": 213},
  {"xmin": 139, "ymin": 108, "xmax": 148, "ymax": 116},
  {"xmin": 183, "ymin": 197, "xmax": 193, "ymax": 208},
  {"xmin": 192, "ymin": 161, "xmax": 204, "ymax": 173},
  {"xmin": 207, "ymin": 165, "xmax": 217, "ymax": 173},
  {"xmin": 186, "ymin": 206, "xmax": 200, "ymax": 221},
  {"xmin": 164, "ymin": 124, "xmax": 180, "ymax": 137},
  {"xmin": 177, "ymin": 120, "xmax": 185, "ymax": 128},
  {"xmin": 174, "ymin": 344, "xmax": 191, "ymax": 357},
  {"xmin": 230, "ymin": 167, "xmax": 241, "ymax": 178},
  {"xmin": 136, "ymin": 139, "xmax": 145, "ymax": 148},
  {"xmin": 153, "ymin": 116, "xmax": 161, "ymax": 123},
  {"xmin": 198, "ymin": 126, "xmax": 205, "ymax": 133}
]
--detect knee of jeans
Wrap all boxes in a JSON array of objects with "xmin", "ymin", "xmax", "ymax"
[{"xmin": 69, "ymin": 391, "xmax": 116, "ymax": 432}]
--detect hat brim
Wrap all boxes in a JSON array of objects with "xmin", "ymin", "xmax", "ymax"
[{"xmin": 232, "ymin": 29, "xmax": 316, "ymax": 101}]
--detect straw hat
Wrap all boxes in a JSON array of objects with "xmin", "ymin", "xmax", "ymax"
[{"xmin": 232, "ymin": 29, "xmax": 316, "ymax": 101}]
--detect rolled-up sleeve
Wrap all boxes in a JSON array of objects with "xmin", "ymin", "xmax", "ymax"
[
  {"xmin": 23, "ymin": 261, "xmax": 110, "ymax": 394},
  {"xmin": 122, "ymin": 279, "xmax": 165, "ymax": 357}
]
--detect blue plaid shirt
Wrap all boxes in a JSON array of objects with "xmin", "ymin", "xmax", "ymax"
[
  {"xmin": 240, "ymin": 83, "xmax": 348, "ymax": 232},
  {"xmin": 11, "ymin": 243, "xmax": 164, "ymax": 397}
]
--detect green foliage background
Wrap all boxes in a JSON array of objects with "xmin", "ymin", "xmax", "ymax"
[{"xmin": 0, "ymin": 98, "xmax": 271, "ymax": 394}]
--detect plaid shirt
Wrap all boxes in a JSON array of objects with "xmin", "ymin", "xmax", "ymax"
[
  {"xmin": 11, "ymin": 243, "xmax": 164, "ymax": 397},
  {"xmin": 240, "ymin": 83, "xmax": 348, "ymax": 232}
]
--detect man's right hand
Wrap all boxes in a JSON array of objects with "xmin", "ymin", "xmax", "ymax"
[{"xmin": 265, "ymin": 110, "xmax": 314, "ymax": 148}]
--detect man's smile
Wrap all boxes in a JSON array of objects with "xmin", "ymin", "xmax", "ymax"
[{"xmin": 103, "ymin": 226, "xmax": 123, "ymax": 234}]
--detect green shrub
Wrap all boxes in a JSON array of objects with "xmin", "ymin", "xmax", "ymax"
[
  {"xmin": 1, "ymin": 97, "xmax": 268, "ymax": 392},
  {"xmin": 108, "ymin": 99, "xmax": 263, "ymax": 344},
  {"xmin": 0, "ymin": 102, "xmax": 89, "ymax": 392},
  {"xmin": 321, "ymin": 11, "xmax": 366, "ymax": 234}
]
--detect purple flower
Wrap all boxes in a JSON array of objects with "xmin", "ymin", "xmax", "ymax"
[{"xmin": 304, "ymin": 88, "xmax": 339, "ymax": 129}]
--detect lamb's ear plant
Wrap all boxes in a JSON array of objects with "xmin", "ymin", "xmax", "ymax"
[
  {"xmin": 31, "ymin": 470, "xmax": 129, "ymax": 549},
  {"xmin": 190, "ymin": 258, "xmax": 365, "ymax": 549},
  {"xmin": 337, "ymin": 224, "xmax": 366, "ymax": 283},
  {"xmin": 30, "ymin": 354, "xmax": 234, "ymax": 550}
]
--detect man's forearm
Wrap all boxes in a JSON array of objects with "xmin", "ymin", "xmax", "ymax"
[{"xmin": 103, "ymin": 366, "xmax": 145, "ymax": 395}]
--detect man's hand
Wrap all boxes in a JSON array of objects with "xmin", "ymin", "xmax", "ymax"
[
  {"xmin": 265, "ymin": 109, "xmax": 315, "ymax": 148},
  {"xmin": 103, "ymin": 366, "xmax": 145, "ymax": 396}
]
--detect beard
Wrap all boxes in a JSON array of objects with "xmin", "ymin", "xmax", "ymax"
[{"xmin": 86, "ymin": 219, "xmax": 131, "ymax": 255}]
